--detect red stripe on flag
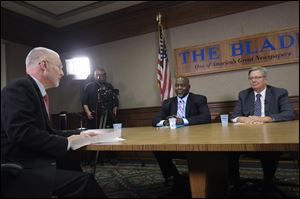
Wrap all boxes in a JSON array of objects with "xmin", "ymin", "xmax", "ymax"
[{"xmin": 157, "ymin": 23, "xmax": 173, "ymax": 102}]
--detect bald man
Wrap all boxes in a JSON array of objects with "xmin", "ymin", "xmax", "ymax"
[
  {"xmin": 1, "ymin": 47, "xmax": 106, "ymax": 197},
  {"xmin": 152, "ymin": 76, "xmax": 211, "ymax": 189}
]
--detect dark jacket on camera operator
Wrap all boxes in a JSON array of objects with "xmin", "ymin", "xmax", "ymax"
[{"xmin": 82, "ymin": 69, "xmax": 119, "ymax": 129}]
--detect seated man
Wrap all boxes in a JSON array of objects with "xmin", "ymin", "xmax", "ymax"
[
  {"xmin": 152, "ymin": 76, "xmax": 211, "ymax": 188},
  {"xmin": 1, "ymin": 47, "xmax": 106, "ymax": 198},
  {"xmin": 229, "ymin": 66, "xmax": 294, "ymax": 194}
]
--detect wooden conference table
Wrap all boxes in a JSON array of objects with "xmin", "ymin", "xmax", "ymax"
[{"xmin": 84, "ymin": 120, "xmax": 299, "ymax": 198}]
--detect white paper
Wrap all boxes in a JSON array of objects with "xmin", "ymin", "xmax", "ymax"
[
  {"xmin": 233, "ymin": 122, "xmax": 246, "ymax": 125},
  {"xmin": 70, "ymin": 129, "xmax": 124, "ymax": 150}
]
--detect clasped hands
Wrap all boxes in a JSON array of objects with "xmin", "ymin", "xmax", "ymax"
[
  {"xmin": 163, "ymin": 115, "xmax": 184, "ymax": 126},
  {"xmin": 238, "ymin": 115, "xmax": 273, "ymax": 124}
]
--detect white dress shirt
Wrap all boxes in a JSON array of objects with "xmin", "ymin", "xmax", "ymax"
[
  {"xmin": 231, "ymin": 87, "xmax": 266, "ymax": 123},
  {"xmin": 30, "ymin": 75, "xmax": 70, "ymax": 150}
]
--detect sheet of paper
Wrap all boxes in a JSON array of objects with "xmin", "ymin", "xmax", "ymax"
[
  {"xmin": 233, "ymin": 122, "xmax": 246, "ymax": 125},
  {"xmin": 159, "ymin": 125, "xmax": 185, "ymax": 129},
  {"xmin": 70, "ymin": 129, "xmax": 124, "ymax": 150}
]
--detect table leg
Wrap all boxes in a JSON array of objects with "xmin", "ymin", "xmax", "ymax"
[
  {"xmin": 93, "ymin": 151, "xmax": 100, "ymax": 175},
  {"xmin": 187, "ymin": 152, "xmax": 228, "ymax": 198}
]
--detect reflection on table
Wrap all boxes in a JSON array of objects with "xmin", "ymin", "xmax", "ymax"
[{"xmin": 84, "ymin": 120, "xmax": 299, "ymax": 197}]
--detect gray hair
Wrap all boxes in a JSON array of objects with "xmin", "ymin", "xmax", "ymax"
[
  {"xmin": 248, "ymin": 66, "xmax": 268, "ymax": 77},
  {"xmin": 25, "ymin": 47, "xmax": 59, "ymax": 68}
]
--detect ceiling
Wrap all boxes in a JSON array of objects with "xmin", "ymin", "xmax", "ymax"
[
  {"xmin": 2, "ymin": 1, "xmax": 285, "ymax": 52},
  {"xmin": 1, "ymin": 1, "xmax": 145, "ymax": 27}
]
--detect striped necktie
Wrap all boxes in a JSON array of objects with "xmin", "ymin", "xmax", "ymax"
[
  {"xmin": 177, "ymin": 99, "xmax": 185, "ymax": 118},
  {"xmin": 254, "ymin": 93, "xmax": 261, "ymax": 116},
  {"xmin": 43, "ymin": 93, "xmax": 50, "ymax": 117}
]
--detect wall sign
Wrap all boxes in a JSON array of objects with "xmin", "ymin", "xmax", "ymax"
[{"xmin": 174, "ymin": 27, "xmax": 299, "ymax": 77}]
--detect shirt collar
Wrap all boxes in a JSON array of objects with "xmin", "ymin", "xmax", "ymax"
[
  {"xmin": 254, "ymin": 87, "xmax": 266, "ymax": 99},
  {"xmin": 177, "ymin": 93, "xmax": 189, "ymax": 103},
  {"xmin": 30, "ymin": 75, "xmax": 47, "ymax": 97}
]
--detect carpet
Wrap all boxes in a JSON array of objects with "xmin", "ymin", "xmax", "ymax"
[{"xmin": 82, "ymin": 161, "xmax": 299, "ymax": 198}]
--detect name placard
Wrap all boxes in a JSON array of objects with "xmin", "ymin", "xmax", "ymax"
[{"xmin": 174, "ymin": 27, "xmax": 299, "ymax": 77}]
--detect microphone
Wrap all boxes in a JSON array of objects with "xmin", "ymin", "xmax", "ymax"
[{"xmin": 264, "ymin": 100, "xmax": 268, "ymax": 104}]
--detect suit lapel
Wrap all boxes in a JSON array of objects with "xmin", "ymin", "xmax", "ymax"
[
  {"xmin": 265, "ymin": 86, "xmax": 272, "ymax": 115},
  {"xmin": 27, "ymin": 76, "xmax": 51, "ymax": 125},
  {"xmin": 185, "ymin": 94, "xmax": 192, "ymax": 117},
  {"xmin": 247, "ymin": 91, "xmax": 255, "ymax": 115},
  {"xmin": 171, "ymin": 97, "xmax": 178, "ymax": 116}
]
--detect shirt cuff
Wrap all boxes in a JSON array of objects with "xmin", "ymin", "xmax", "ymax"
[
  {"xmin": 183, "ymin": 118, "xmax": 189, "ymax": 125},
  {"xmin": 156, "ymin": 120, "xmax": 165, "ymax": 127},
  {"xmin": 67, "ymin": 140, "xmax": 71, "ymax": 151},
  {"xmin": 271, "ymin": 116, "xmax": 275, "ymax": 122},
  {"xmin": 231, "ymin": 117, "xmax": 239, "ymax": 123}
]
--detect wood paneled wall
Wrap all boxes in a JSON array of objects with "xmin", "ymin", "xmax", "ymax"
[
  {"xmin": 50, "ymin": 96, "xmax": 298, "ymax": 161},
  {"xmin": 117, "ymin": 96, "xmax": 299, "ymax": 127},
  {"xmin": 51, "ymin": 96, "xmax": 299, "ymax": 129}
]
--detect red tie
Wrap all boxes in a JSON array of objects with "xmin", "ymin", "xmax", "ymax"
[{"xmin": 43, "ymin": 93, "xmax": 50, "ymax": 117}]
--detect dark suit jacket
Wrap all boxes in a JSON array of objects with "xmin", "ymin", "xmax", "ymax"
[
  {"xmin": 152, "ymin": 93, "xmax": 211, "ymax": 126},
  {"xmin": 1, "ymin": 75, "xmax": 77, "ymax": 197},
  {"xmin": 230, "ymin": 85, "xmax": 294, "ymax": 121}
]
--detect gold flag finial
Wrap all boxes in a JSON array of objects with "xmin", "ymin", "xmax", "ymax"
[{"xmin": 156, "ymin": 13, "xmax": 162, "ymax": 24}]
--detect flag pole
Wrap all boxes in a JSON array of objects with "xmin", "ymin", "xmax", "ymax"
[
  {"xmin": 156, "ymin": 13, "xmax": 162, "ymax": 95},
  {"xmin": 156, "ymin": 13, "xmax": 164, "ymax": 40},
  {"xmin": 156, "ymin": 12, "xmax": 173, "ymax": 102},
  {"xmin": 156, "ymin": 12, "xmax": 161, "ymax": 25}
]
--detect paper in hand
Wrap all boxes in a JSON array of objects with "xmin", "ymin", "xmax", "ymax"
[{"xmin": 70, "ymin": 129, "xmax": 124, "ymax": 150}]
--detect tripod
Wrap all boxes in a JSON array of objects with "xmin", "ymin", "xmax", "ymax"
[{"xmin": 92, "ymin": 90, "xmax": 112, "ymax": 174}]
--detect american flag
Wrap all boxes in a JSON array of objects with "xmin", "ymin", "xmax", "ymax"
[{"xmin": 157, "ymin": 20, "xmax": 174, "ymax": 102}]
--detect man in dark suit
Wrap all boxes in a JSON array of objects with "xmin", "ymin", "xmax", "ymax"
[
  {"xmin": 1, "ymin": 47, "xmax": 106, "ymax": 198},
  {"xmin": 152, "ymin": 76, "xmax": 211, "ymax": 188},
  {"xmin": 82, "ymin": 67, "xmax": 119, "ymax": 164},
  {"xmin": 82, "ymin": 67, "xmax": 119, "ymax": 129},
  {"xmin": 229, "ymin": 66, "xmax": 294, "ymax": 194}
]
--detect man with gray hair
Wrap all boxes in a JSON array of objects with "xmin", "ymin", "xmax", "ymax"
[
  {"xmin": 1, "ymin": 47, "xmax": 106, "ymax": 197},
  {"xmin": 229, "ymin": 66, "xmax": 294, "ymax": 196}
]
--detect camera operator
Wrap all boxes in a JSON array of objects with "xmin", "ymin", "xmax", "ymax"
[{"xmin": 82, "ymin": 67, "xmax": 119, "ymax": 129}]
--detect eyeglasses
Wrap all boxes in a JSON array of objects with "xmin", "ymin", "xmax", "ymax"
[{"xmin": 248, "ymin": 76, "xmax": 264, "ymax": 81}]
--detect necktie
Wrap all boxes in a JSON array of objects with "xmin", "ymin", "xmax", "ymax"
[
  {"xmin": 254, "ymin": 93, "xmax": 261, "ymax": 116},
  {"xmin": 177, "ymin": 99, "xmax": 185, "ymax": 118},
  {"xmin": 43, "ymin": 93, "xmax": 50, "ymax": 117}
]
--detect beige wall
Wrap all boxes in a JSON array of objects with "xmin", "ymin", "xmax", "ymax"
[
  {"xmin": 2, "ymin": 2, "xmax": 299, "ymax": 114},
  {"xmin": 169, "ymin": 1, "xmax": 299, "ymax": 103},
  {"xmin": 2, "ymin": 41, "xmax": 31, "ymax": 85}
]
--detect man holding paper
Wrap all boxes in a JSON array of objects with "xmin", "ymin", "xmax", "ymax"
[
  {"xmin": 1, "ymin": 47, "xmax": 106, "ymax": 198},
  {"xmin": 152, "ymin": 76, "xmax": 211, "ymax": 190}
]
